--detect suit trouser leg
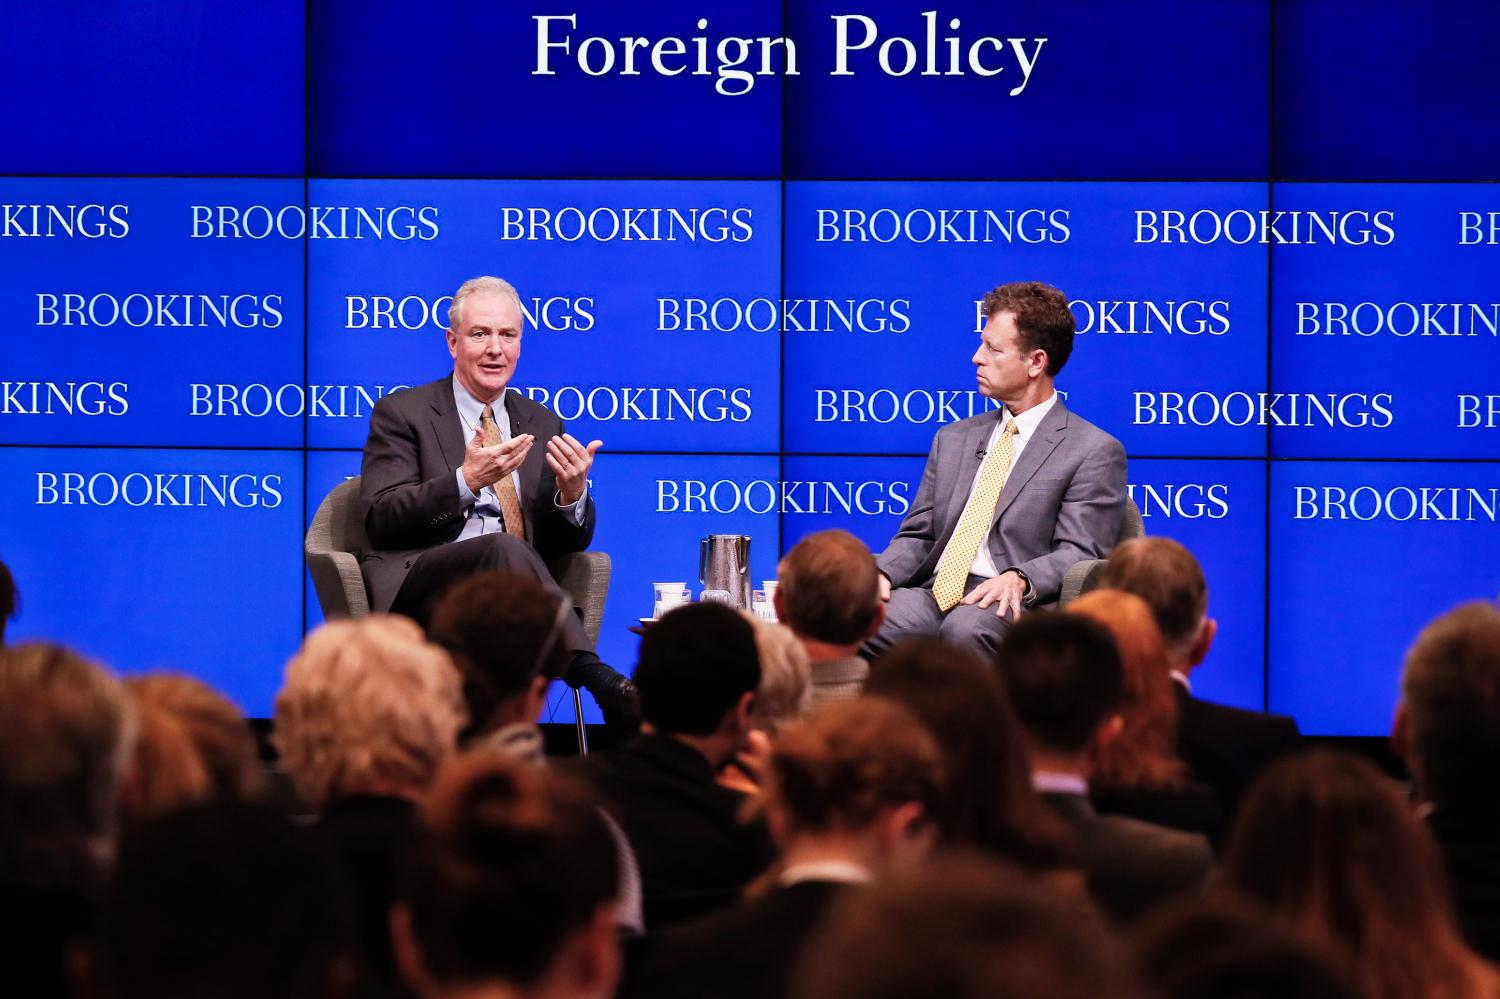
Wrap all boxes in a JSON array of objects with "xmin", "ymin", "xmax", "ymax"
[
  {"xmin": 861, "ymin": 586, "xmax": 945, "ymax": 659},
  {"xmin": 389, "ymin": 534, "xmax": 592, "ymax": 654},
  {"xmin": 861, "ymin": 576, "xmax": 1013, "ymax": 662}
]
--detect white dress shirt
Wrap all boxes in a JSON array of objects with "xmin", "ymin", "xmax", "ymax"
[
  {"xmin": 938, "ymin": 391, "xmax": 1060, "ymax": 579},
  {"xmin": 450, "ymin": 376, "xmax": 587, "ymax": 540}
]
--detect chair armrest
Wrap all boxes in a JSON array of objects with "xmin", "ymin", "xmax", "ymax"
[
  {"xmin": 307, "ymin": 551, "xmax": 369, "ymax": 621},
  {"xmin": 550, "ymin": 551, "xmax": 612, "ymax": 647},
  {"xmin": 1059, "ymin": 558, "xmax": 1108, "ymax": 608}
]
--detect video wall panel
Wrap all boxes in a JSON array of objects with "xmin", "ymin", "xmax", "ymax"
[{"xmin": 4, "ymin": 0, "xmax": 1498, "ymax": 731}]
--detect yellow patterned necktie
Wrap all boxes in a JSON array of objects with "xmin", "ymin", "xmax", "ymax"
[
  {"xmin": 932, "ymin": 419, "xmax": 1020, "ymax": 612},
  {"xmin": 480, "ymin": 404, "xmax": 527, "ymax": 540}
]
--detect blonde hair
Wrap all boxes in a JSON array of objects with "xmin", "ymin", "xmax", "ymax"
[
  {"xmin": 744, "ymin": 614, "xmax": 812, "ymax": 733},
  {"xmin": 274, "ymin": 616, "xmax": 466, "ymax": 809}
]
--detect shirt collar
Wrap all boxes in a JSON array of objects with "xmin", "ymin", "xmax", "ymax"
[
  {"xmin": 1170, "ymin": 670, "xmax": 1192, "ymax": 694},
  {"xmin": 1031, "ymin": 769, "xmax": 1089, "ymax": 796},
  {"xmin": 778, "ymin": 860, "xmax": 873, "ymax": 887},
  {"xmin": 451, "ymin": 373, "xmax": 506, "ymax": 430},
  {"xmin": 1000, "ymin": 390, "xmax": 1058, "ymax": 440}
]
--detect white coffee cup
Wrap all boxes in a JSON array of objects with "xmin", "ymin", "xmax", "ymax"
[{"xmin": 653, "ymin": 583, "xmax": 690, "ymax": 619}]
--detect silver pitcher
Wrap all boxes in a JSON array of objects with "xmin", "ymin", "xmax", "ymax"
[{"xmin": 699, "ymin": 534, "xmax": 752, "ymax": 609}]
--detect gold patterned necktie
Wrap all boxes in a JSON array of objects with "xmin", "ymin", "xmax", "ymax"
[
  {"xmin": 480, "ymin": 404, "xmax": 527, "ymax": 540},
  {"xmin": 932, "ymin": 419, "xmax": 1020, "ymax": 612}
]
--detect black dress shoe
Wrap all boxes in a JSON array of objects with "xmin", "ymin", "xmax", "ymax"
[{"xmin": 564, "ymin": 653, "xmax": 642, "ymax": 740}]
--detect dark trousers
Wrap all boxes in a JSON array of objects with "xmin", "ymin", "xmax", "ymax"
[{"xmin": 389, "ymin": 533, "xmax": 592, "ymax": 655}]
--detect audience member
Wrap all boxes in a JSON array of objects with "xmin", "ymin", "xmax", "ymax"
[
  {"xmin": 275, "ymin": 615, "xmax": 466, "ymax": 996},
  {"xmin": 1068, "ymin": 589, "xmax": 1222, "ymax": 842},
  {"xmin": 793, "ymin": 853, "xmax": 1140, "ymax": 999},
  {"xmin": 717, "ymin": 614, "xmax": 812, "ymax": 795},
  {"xmin": 1222, "ymin": 749, "xmax": 1500, "ymax": 999},
  {"xmin": 119, "ymin": 690, "xmax": 210, "ymax": 827},
  {"xmin": 997, "ymin": 613, "xmax": 1212, "ymax": 923},
  {"xmin": 1100, "ymin": 537, "xmax": 1301, "ymax": 818},
  {"xmin": 864, "ymin": 638, "xmax": 1073, "ymax": 872},
  {"xmin": 124, "ymin": 672, "xmax": 263, "ymax": 802},
  {"xmin": 577, "ymin": 602, "xmax": 774, "ymax": 929},
  {"xmin": 1395, "ymin": 601, "xmax": 1500, "ymax": 963},
  {"xmin": 427, "ymin": 572, "xmax": 645, "ymax": 936},
  {"xmin": 0, "ymin": 559, "xmax": 16, "ymax": 644},
  {"xmin": 428, "ymin": 572, "xmax": 570, "ymax": 766},
  {"xmin": 1133, "ymin": 896, "xmax": 1363, "ymax": 999},
  {"xmin": 95, "ymin": 800, "xmax": 355, "ymax": 999},
  {"xmin": 774, "ymin": 529, "xmax": 885, "ymax": 705},
  {"xmin": 628, "ymin": 697, "xmax": 944, "ymax": 999},
  {"xmin": 392, "ymin": 755, "xmax": 621, "ymax": 999},
  {"xmin": 0, "ymin": 642, "xmax": 132, "ymax": 999}
]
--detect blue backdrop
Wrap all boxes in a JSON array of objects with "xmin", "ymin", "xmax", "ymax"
[{"xmin": 2, "ymin": 0, "xmax": 1497, "ymax": 732}]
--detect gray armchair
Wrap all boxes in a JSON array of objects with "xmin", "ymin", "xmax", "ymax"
[
  {"xmin": 304, "ymin": 475, "xmax": 612, "ymax": 750},
  {"xmin": 1057, "ymin": 496, "xmax": 1144, "ymax": 607},
  {"xmin": 304, "ymin": 475, "xmax": 611, "ymax": 645}
]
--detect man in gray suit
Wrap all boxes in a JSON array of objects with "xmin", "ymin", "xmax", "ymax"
[
  {"xmin": 358, "ymin": 275, "xmax": 636, "ymax": 725},
  {"xmin": 868, "ymin": 281, "xmax": 1127, "ymax": 659}
]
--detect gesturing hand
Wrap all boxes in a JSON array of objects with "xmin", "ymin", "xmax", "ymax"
[
  {"xmin": 547, "ymin": 433, "xmax": 603, "ymax": 506},
  {"xmin": 461, "ymin": 425, "xmax": 534, "ymax": 494}
]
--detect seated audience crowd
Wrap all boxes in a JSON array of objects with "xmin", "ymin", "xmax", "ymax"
[{"xmin": 1, "ymin": 539, "xmax": 1498, "ymax": 999}]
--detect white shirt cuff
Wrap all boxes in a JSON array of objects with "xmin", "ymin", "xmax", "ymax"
[
  {"xmin": 555, "ymin": 485, "xmax": 588, "ymax": 525},
  {"xmin": 455, "ymin": 467, "xmax": 476, "ymax": 505}
]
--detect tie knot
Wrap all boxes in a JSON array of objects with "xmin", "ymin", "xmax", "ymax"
[
  {"xmin": 1004, "ymin": 419, "xmax": 1019, "ymax": 436},
  {"xmin": 481, "ymin": 404, "xmax": 495, "ymax": 423}
]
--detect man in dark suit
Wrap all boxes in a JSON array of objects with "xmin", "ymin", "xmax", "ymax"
[
  {"xmin": 358, "ymin": 275, "xmax": 634, "ymax": 723},
  {"xmin": 624, "ymin": 697, "xmax": 944, "ymax": 999},
  {"xmin": 998, "ymin": 612, "xmax": 1212, "ymax": 924},
  {"xmin": 1394, "ymin": 601, "xmax": 1500, "ymax": 963},
  {"xmin": 1099, "ymin": 537, "xmax": 1301, "ymax": 819},
  {"xmin": 868, "ymin": 281, "xmax": 1127, "ymax": 659},
  {"xmin": 577, "ymin": 603, "xmax": 774, "ymax": 931}
]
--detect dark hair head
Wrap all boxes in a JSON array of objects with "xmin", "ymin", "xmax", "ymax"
[
  {"xmin": 1223, "ymin": 749, "xmax": 1488, "ymax": 998},
  {"xmin": 0, "ymin": 642, "xmax": 129, "ymax": 884},
  {"xmin": 0, "ymin": 558, "xmax": 16, "ymax": 643},
  {"xmin": 99, "ymin": 801, "xmax": 354, "ymax": 999},
  {"xmin": 776, "ymin": 529, "xmax": 881, "ymax": 644},
  {"xmin": 996, "ymin": 612, "xmax": 1123, "ymax": 754},
  {"xmin": 124, "ymin": 672, "xmax": 261, "ymax": 802},
  {"xmin": 1133, "ymin": 896, "xmax": 1363, "ymax": 999},
  {"xmin": 866, "ymin": 639, "xmax": 1072, "ymax": 869},
  {"xmin": 633, "ymin": 602, "xmax": 760, "ymax": 736},
  {"xmin": 427, "ymin": 572, "xmax": 569, "ymax": 738},
  {"xmin": 1099, "ymin": 537, "xmax": 1209, "ymax": 652},
  {"xmin": 768, "ymin": 697, "xmax": 943, "ymax": 835},
  {"xmin": 403, "ymin": 754, "xmax": 618, "ymax": 988},
  {"xmin": 794, "ymin": 853, "xmax": 1136, "ymax": 999},
  {"xmin": 1400, "ymin": 601, "xmax": 1500, "ymax": 813},
  {"xmin": 980, "ymin": 281, "xmax": 1076, "ymax": 376}
]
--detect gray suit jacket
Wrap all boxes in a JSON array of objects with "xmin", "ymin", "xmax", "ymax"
[
  {"xmin": 357, "ymin": 376, "xmax": 595, "ymax": 612},
  {"xmin": 877, "ymin": 399, "xmax": 1126, "ymax": 605}
]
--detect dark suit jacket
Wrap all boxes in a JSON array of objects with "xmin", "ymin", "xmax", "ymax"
[
  {"xmin": 624, "ymin": 880, "xmax": 851, "ymax": 999},
  {"xmin": 1427, "ymin": 805, "xmax": 1500, "ymax": 964},
  {"xmin": 877, "ymin": 398, "xmax": 1127, "ymax": 605},
  {"xmin": 575, "ymin": 733, "xmax": 774, "ymax": 930},
  {"xmin": 1174, "ymin": 684, "xmax": 1302, "ymax": 821},
  {"xmin": 358, "ymin": 377, "xmax": 595, "ymax": 612},
  {"xmin": 1041, "ymin": 790, "xmax": 1212, "ymax": 924},
  {"xmin": 1092, "ymin": 779, "xmax": 1225, "ymax": 847}
]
